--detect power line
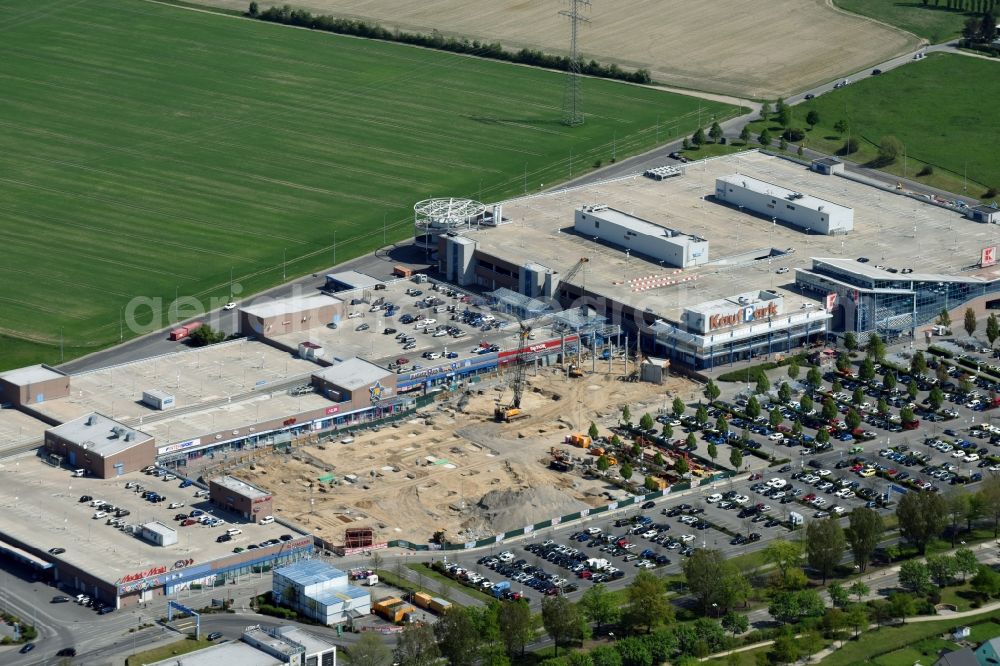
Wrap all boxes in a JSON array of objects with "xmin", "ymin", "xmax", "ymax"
[{"xmin": 560, "ymin": 0, "xmax": 591, "ymax": 127}]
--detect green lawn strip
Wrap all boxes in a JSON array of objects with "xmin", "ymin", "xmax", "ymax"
[
  {"xmin": 405, "ymin": 563, "xmax": 496, "ymax": 604},
  {"xmin": 0, "ymin": 0, "xmax": 737, "ymax": 367},
  {"xmin": 126, "ymin": 638, "xmax": 214, "ymax": 665},
  {"xmin": 833, "ymin": 0, "xmax": 972, "ymax": 43},
  {"xmin": 744, "ymin": 54, "xmax": 999, "ymax": 200},
  {"xmin": 820, "ymin": 611, "xmax": 1000, "ymax": 666}
]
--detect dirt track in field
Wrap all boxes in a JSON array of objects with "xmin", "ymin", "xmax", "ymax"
[{"xmin": 201, "ymin": 0, "xmax": 919, "ymax": 98}]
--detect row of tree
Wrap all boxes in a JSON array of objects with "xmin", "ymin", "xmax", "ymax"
[{"xmin": 246, "ymin": 3, "xmax": 652, "ymax": 85}]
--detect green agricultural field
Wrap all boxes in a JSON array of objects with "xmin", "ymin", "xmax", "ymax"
[
  {"xmin": 834, "ymin": 0, "xmax": 974, "ymax": 43},
  {"xmin": 746, "ymin": 53, "xmax": 1000, "ymax": 199},
  {"xmin": 0, "ymin": 0, "xmax": 738, "ymax": 371}
]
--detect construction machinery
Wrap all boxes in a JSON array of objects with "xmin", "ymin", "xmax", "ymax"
[
  {"xmin": 494, "ymin": 314, "xmax": 532, "ymax": 422},
  {"xmin": 568, "ymin": 363, "xmax": 583, "ymax": 378}
]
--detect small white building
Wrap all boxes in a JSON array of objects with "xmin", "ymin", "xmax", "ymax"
[
  {"xmin": 715, "ymin": 173, "xmax": 854, "ymax": 235},
  {"xmin": 140, "ymin": 521, "xmax": 178, "ymax": 547},
  {"xmin": 272, "ymin": 560, "xmax": 370, "ymax": 625},
  {"xmin": 574, "ymin": 205, "xmax": 709, "ymax": 268}
]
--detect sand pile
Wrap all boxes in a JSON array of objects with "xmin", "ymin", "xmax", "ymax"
[{"xmin": 475, "ymin": 486, "xmax": 588, "ymax": 533}]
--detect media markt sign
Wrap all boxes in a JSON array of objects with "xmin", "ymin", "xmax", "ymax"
[{"xmin": 709, "ymin": 302, "xmax": 778, "ymax": 330}]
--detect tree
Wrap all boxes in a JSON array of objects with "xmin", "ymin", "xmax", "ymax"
[
  {"xmin": 988, "ymin": 313, "xmax": 1000, "ymax": 347},
  {"xmin": 768, "ymin": 590, "xmax": 824, "ymax": 624},
  {"xmin": 695, "ymin": 405, "xmax": 709, "ymax": 426},
  {"xmin": 729, "ymin": 448, "xmax": 743, "ymax": 470},
  {"xmin": 396, "ymin": 622, "xmax": 440, "ymax": 666},
  {"xmin": 639, "ymin": 413, "xmax": 654, "ymax": 431},
  {"xmin": 907, "ymin": 380, "xmax": 919, "ymax": 401},
  {"xmin": 568, "ymin": 653, "xmax": 594, "ymax": 666},
  {"xmin": 597, "ymin": 455, "xmax": 610, "ymax": 472},
  {"xmin": 982, "ymin": 476, "xmax": 1000, "ymax": 538},
  {"xmin": 778, "ymin": 381, "xmax": 792, "ymax": 403},
  {"xmin": 620, "ymin": 463, "xmax": 634, "ymax": 481},
  {"xmin": 746, "ymin": 396, "xmax": 761, "ymax": 419},
  {"xmin": 792, "ymin": 419, "xmax": 803, "ymax": 437},
  {"xmin": 805, "ymin": 110, "xmax": 820, "ymax": 128},
  {"xmin": 827, "ymin": 581, "xmax": 849, "ymax": 608},
  {"xmin": 926, "ymin": 554, "xmax": 957, "ymax": 587},
  {"xmin": 956, "ymin": 546, "xmax": 982, "ymax": 581},
  {"xmin": 882, "ymin": 370, "xmax": 897, "ymax": 393},
  {"xmin": 623, "ymin": 570, "xmax": 673, "ymax": 634},
  {"xmin": 247, "ymin": 0, "xmax": 260, "ymax": 16},
  {"xmin": 675, "ymin": 456, "xmax": 690, "ymax": 475},
  {"xmin": 821, "ymin": 397, "xmax": 838, "ymax": 421},
  {"xmin": 498, "ymin": 600, "xmax": 534, "ymax": 657},
  {"xmin": 815, "ymin": 427, "xmax": 830, "ymax": 446},
  {"xmin": 683, "ymin": 549, "xmax": 750, "ymax": 615},
  {"xmin": 877, "ymin": 398, "xmax": 890, "ymax": 416},
  {"xmin": 877, "ymin": 135, "xmax": 904, "ymax": 165},
  {"xmin": 965, "ymin": 14, "xmax": 983, "ymax": 39},
  {"xmin": 188, "ymin": 324, "xmax": 227, "ymax": 347},
  {"xmin": 541, "ymin": 596, "xmax": 585, "ymax": 656},
  {"xmin": 739, "ymin": 125, "xmax": 752, "ymax": 145},
  {"xmin": 758, "ymin": 129, "xmax": 772, "ymax": 147},
  {"xmin": 660, "ymin": 422, "xmax": 673, "ymax": 440},
  {"xmin": 799, "ymin": 630, "xmax": 824, "ymax": 662},
  {"xmin": 834, "ymin": 119, "xmax": 850, "ymax": 136},
  {"xmin": 888, "ymin": 592, "xmax": 916, "ymax": 625},
  {"xmin": 621, "ymin": 405, "xmax": 632, "ymax": 426},
  {"xmin": 965, "ymin": 307, "xmax": 978, "ymax": 337},
  {"xmin": 845, "ymin": 507, "xmax": 883, "ymax": 573},
  {"xmin": 911, "ymin": 351, "xmax": 928, "ymax": 377},
  {"xmin": 685, "ymin": 433, "xmax": 697, "ymax": 451},
  {"xmin": 844, "ymin": 331, "xmax": 858, "ymax": 353},
  {"xmin": 928, "ymin": 386, "xmax": 944, "ymax": 411},
  {"xmin": 938, "ymin": 308, "xmax": 952, "ymax": 328},
  {"xmin": 859, "ymin": 357, "xmax": 875, "ymax": 382},
  {"xmin": 899, "ymin": 406, "xmax": 916, "ymax": 425},
  {"xmin": 799, "ymin": 393, "xmax": 814, "ymax": 414},
  {"xmin": 769, "ymin": 407, "xmax": 783, "ymax": 429},
  {"xmin": 588, "ymin": 421, "xmax": 600, "ymax": 440},
  {"xmin": 351, "ymin": 631, "xmax": 394, "ymax": 666},
  {"xmin": 852, "ymin": 387, "xmax": 864, "ymax": 406},
  {"xmin": 787, "ymin": 359, "xmax": 800, "ymax": 380},
  {"xmin": 770, "ymin": 632, "xmax": 799, "ymax": 665},
  {"xmin": 707, "ymin": 443, "xmax": 718, "ymax": 463},
  {"xmin": 709, "ymin": 121, "xmax": 724, "ymax": 143},
  {"xmin": 836, "ymin": 353, "xmax": 850, "ymax": 373},
  {"xmin": 721, "ymin": 611, "xmax": 749, "ymax": 636},
  {"xmin": 845, "ymin": 408, "xmax": 861, "ymax": 431},
  {"xmin": 866, "ymin": 333, "xmax": 886, "ymax": 362},
  {"xmin": 846, "ymin": 603, "xmax": 868, "ymax": 639},
  {"xmin": 580, "ymin": 583, "xmax": 619, "ymax": 633},
  {"xmin": 776, "ymin": 104, "xmax": 792, "ymax": 128},
  {"xmin": 779, "ymin": 137, "xmax": 788, "ymax": 151},
  {"xmin": 849, "ymin": 580, "xmax": 870, "ymax": 603},
  {"xmin": 806, "ymin": 366, "xmax": 823, "ymax": 392},
  {"xmin": 760, "ymin": 101, "xmax": 772, "ymax": 121},
  {"xmin": 755, "ymin": 373, "xmax": 771, "ymax": 395},
  {"xmin": 616, "ymin": 637, "xmax": 653, "ymax": 666},
  {"xmin": 672, "ymin": 397, "xmax": 686, "ymax": 418},
  {"xmin": 436, "ymin": 607, "xmax": 483, "ymax": 666},
  {"xmin": 692, "ymin": 127, "xmax": 706, "ymax": 146},
  {"xmin": 590, "ymin": 646, "xmax": 622, "ymax": 666},
  {"xmin": 765, "ymin": 540, "xmax": 803, "ymax": 588},
  {"xmin": 898, "ymin": 560, "xmax": 932, "ymax": 595},
  {"xmin": 972, "ymin": 565, "xmax": 1000, "ymax": 599},
  {"xmin": 806, "ymin": 517, "xmax": 845, "ymax": 584},
  {"xmin": 706, "ymin": 379, "xmax": 721, "ymax": 401},
  {"xmin": 897, "ymin": 491, "xmax": 947, "ymax": 554}
]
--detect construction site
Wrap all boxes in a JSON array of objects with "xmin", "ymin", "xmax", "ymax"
[{"xmin": 199, "ymin": 358, "xmax": 704, "ymax": 546}]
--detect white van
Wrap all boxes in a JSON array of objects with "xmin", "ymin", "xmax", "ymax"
[
  {"xmin": 259, "ymin": 515, "xmax": 275, "ymax": 525},
  {"xmin": 72, "ymin": 469, "xmax": 85, "ymax": 477},
  {"xmin": 226, "ymin": 528, "xmax": 242, "ymax": 536}
]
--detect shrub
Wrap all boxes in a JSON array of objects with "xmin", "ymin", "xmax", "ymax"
[
  {"xmin": 839, "ymin": 137, "xmax": 859, "ymax": 155},
  {"xmin": 917, "ymin": 164, "xmax": 934, "ymax": 176},
  {"xmin": 985, "ymin": 187, "xmax": 998, "ymax": 198},
  {"xmin": 782, "ymin": 127, "xmax": 805, "ymax": 142}
]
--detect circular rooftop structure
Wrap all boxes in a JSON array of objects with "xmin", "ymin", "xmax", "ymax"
[{"xmin": 413, "ymin": 197, "xmax": 486, "ymax": 254}]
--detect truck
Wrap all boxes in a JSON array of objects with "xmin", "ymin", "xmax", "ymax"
[
  {"xmin": 586, "ymin": 558, "xmax": 609, "ymax": 571},
  {"xmin": 413, "ymin": 592, "xmax": 452, "ymax": 614},
  {"xmin": 168, "ymin": 320, "xmax": 203, "ymax": 341},
  {"xmin": 568, "ymin": 364, "xmax": 583, "ymax": 378}
]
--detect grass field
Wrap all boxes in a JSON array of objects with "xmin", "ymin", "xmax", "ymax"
[
  {"xmin": 0, "ymin": 0, "xmax": 737, "ymax": 371},
  {"xmin": 745, "ymin": 53, "xmax": 1000, "ymax": 198},
  {"xmin": 125, "ymin": 638, "xmax": 214, "ymax": 665},
  {"xmin": 201, "ymin": 0, "xmax": 917, "ymax": 99},
  {"xmin": 834, "ymin": 0, "xmax": 973, "ymax": 42}
]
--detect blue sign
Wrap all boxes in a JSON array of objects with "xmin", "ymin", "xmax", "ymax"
[{"xmin": 889, "ymin": 484, "xmax": 908, "ymax": 495}]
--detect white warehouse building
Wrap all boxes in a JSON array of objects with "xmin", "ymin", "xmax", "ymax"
[
  {"xmin": 715, "ymin": 173, "xmax": 853, "ymax": 235},
  {"xmin": 574, "ymin": 205, "xmax": 709, "ymax": 268}
]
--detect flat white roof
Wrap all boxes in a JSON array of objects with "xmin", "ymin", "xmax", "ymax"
[
  {"xmin": 213, "ymin": 475, "xmax": 271, "ymax": 500},
  {"xmin": 141, "ymin": 521, "xmax": 177, "ymax": 538},
  {"xmin": 0, "ymin": 364, "xmax": 65, "ymax": 386},
  {"xmin": 325, "ymin": 270, "xmax": 383, "ymax": 290},
  {"xmin": 48, "ymin": 412, "xmax": 152, "ymax": 457},
  {"xmin": 718, "ymin": 173, "xmax": 853, "ymax": 216},
  {"xmin": 581, "ymin": 205, "xmax": 704, "ymax": 242},
  {"xmin": 685, "ymin": 290, "xmax": 780, "ymax": 317},
  {"xmin": 313, "ymin": 357, "xmax": 390, "ymax": 391},
  {"xmin": 148, "ymin": 641, "xmax": 282, "ymax": 666},
  {"xmin": 808, "ymin": 257, "xmax": 984, "ymax": 284},
  {"xmin": 275, "ymin": 627, "xmax": 337, "ymax": 655},
  {"xmin": 240, "ymin": 293, "xmax": 341, "ymax": 320}
]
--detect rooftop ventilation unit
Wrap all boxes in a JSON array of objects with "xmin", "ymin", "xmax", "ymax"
[{"xmin": 86, "ymin": 415, "xmax": 97, "ymax": 426}]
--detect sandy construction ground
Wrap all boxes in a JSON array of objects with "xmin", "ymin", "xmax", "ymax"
[
  {"xmin": 225, "ymin": 361, "xmax": 699, "ymax": 545},
  {"xmin": 201, "ymin": 0, "xmax": 918, "ymax": 98}
]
